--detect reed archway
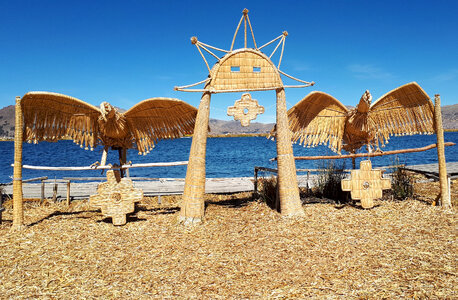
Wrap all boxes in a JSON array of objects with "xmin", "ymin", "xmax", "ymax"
[{"xmin": 175, "ymin": 9, "xmax": 315, "ymax": 223}]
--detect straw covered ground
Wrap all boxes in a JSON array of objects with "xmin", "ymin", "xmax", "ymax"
[{"xmin": 0, "ymin": 179, "xmax": 456, "ymax": 298}]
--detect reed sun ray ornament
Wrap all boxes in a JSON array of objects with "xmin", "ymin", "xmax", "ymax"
[
  {"xmin": 271, "ymin": 82, "xmax": 435, "ymax": 155},
  {"xmin": 21, "ymin": 92, "xmax": 197, "ymax": 172}
]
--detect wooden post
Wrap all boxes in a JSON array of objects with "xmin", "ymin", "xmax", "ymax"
[
  {"xmin": 122, "ymin": 148, "xmax": 130, "ymax": 178},
  {"xmin": 434, "ymin": 94, "xmax": 451, "ymax": 207},
  {"xmin": 12, "ymin": 96, "xmax": 24, "ymax": 231},
  {"xmin": 52, "ymin": 179, "xmax": 58, "ymax": 202},
  {"xmin": 179, "ymin": 91, "xmax": 211, "ymax": 224},
  {"xmin": 40, "ymin": 179, "xmax": 45, "ymax": 204},
  {"xmin": 275, "ymin": 88, "xmax": 304, "ymax": 217},
  {"xmin": 253, "ymin": 167, "xmax": 258, "ymax": 196},
  {"xmin": 306, "ymin": 170, "xmax": 310, "ymax": 193},
  {"xmin": 0, "ymin": 188, "xmax": 4, "ymax": 225},
  {"xmin": 66, "ymin": 180, "xmax": 71, "ymax": 206},
  {"xmin": 100, "ymin": 147, "xmax": 108, "ymax": 166}
]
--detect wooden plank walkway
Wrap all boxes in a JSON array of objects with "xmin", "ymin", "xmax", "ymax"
[
  {"xmin": 403, "ymin": 162, "xmax": 458, "ymax": 179},
  {"xmin": 2, "ymin": 175, "xmax": 316, "ymax": 200}
]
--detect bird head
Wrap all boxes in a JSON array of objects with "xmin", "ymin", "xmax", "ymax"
[
  {"xmin": 100, "ymin": 102, "xmax": 116, "ymax": 121},
  {"xmin": 356, "ymin": 90, "xmax": 372, "ymax": 113}
]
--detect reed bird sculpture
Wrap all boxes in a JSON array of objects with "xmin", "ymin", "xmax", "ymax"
[
  {"xmin": 271, "ymin": 82, "xmax": 435, "ymax": 155},
  {"xmin": 21, "ymin": 92, "xmax": 197, "ymax": 174}
]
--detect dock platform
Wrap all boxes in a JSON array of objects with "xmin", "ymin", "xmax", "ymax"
[
  {"xmin": 403, "ymin": 162, "xmax": 458, "ymax": 179},
  {"xmin": 1, "ymin": 175, "xmax": 315, "ymax": 200}
]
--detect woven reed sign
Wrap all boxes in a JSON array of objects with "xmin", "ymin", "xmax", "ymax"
[
  {"xmin": 227, "ymin": 93, "xmax": 264, "ymax": 126},
  {"xmin": 341, "ymin": 160, "xmax": 391, "ymax": 208},
  {"xmin": 90, "ymin": 170, "xmax": 143, "ymax": 225}
]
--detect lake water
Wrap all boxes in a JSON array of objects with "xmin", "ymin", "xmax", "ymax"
[{"xmin": 0, "ymin": 133, "xmax": 457, "ymax": 183}]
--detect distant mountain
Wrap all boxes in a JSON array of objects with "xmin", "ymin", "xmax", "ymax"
[
  {"xmin": 0, "ymin": 105, "xmax": 15, "ymax": 137},
  {"xmin": 442, "ymin": 104, "xmax": 458, "ymax": 129},
  {"xmin": 208, "ymin": 119, "xmax": 274, "ymax": 135},
  {"xmin": 0, "ymin": 104, "xmax": 457, "ymax": 138}
]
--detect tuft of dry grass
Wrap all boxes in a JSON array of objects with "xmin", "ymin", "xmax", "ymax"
[{"xmin": 0, "ymin": 181, "xmax": 456, "ymax": 298}]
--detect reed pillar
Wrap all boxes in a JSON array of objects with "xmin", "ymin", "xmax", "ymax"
[
  {"xmin": 276, "ymin": 88, "xmax": 304, "ymax": 216},
  {"xmin": 434, "ymin": 94, "xmax": 451, "ymax": 207},
  {"xmin": 12, "ymin": 96, "xmax": 24, "ymax": 231},
  {"xmin": 179, "ymin": 92, "xmax": 211, "ymax": 223}
]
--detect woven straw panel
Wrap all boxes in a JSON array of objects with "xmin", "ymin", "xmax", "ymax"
[
  {"xmin": 341, "ymin": 160, "xmax": 391, "ymax": 208},
  {"xmin": 210, "ymin": 49, "xmax": 282, "ymax": 91},
  {"xmin": 89, "ymin": 170, "xmax": 143, "ymax": 225}
]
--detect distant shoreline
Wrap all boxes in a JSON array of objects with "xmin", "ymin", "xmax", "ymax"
[
  {"xmin": 2, "ymin": 130, "xmax": 458, "ymax": 142},
  {"xmin": 0, "ymin": 133, "xmax": 271, "ymax": 141}
]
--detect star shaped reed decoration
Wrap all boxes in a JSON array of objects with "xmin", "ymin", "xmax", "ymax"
[
  {"xmin": 90, "ymin": 170, "xmax": 143, "ymax": 225},
  {"xmin": 227, "ymin": 93, "xmax": 265, "ymax": 127},
  {"xmin": 341, "ymin": 160, "xmax": 391, "ymax": 208}
]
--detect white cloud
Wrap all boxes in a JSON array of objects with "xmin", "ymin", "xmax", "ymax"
[{"xmin": 348, "ymin": 64, "xmax": 394, "ymax": 80}]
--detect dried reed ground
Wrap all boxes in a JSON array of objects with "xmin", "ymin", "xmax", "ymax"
[{"xmin": 0, "ymin": 180, "xmax": 456, "ymax": 298}]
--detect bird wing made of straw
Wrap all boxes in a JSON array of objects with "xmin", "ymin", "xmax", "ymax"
[
  {"xmin": 287, "ymin": 91, "xmax": 348, "ymax": 153},
  {"xmin": 369, "ymin": 82, "xmax": 435, "ymax": 148},
  {"xmin": 124, "ymin": 98, "xmax": 197, "ymax": 154},
  {"xmin": 21, "ymin": 92, "xmax": 101, "ymax": 150}
]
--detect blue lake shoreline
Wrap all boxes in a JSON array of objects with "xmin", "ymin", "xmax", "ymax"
[{"xmin": 1, "ymin": 133, "xmax": 457, "ymax": 183}]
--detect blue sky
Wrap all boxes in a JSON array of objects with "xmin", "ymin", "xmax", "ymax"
[{"xmin": 1, "ymin": 0, "xmax": 457, "ymax": 123}]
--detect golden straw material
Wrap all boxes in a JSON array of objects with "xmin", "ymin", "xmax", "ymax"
[
  {"xmin": 272, "ymin": 82, "xmax": 435, "ymax": 154},
  {"xmin": 341, "ymin": 160, "xmax": 391, "ymax": 208},
  {"xmin": 275, "ymin": 88, "xmax": 304, "ymax": 216},
  {"xmin": 0, "ymin": 193, "xmax": 456, "ymax": 298},
  {"xmin": 227, "ymin": 93, "xmax": 264, "ymax": 126},
  {"xmin": 21, "ymin": 92, "xmax": 198, "ymax": 155},
  {"xmin": 434, "ymin": 95, "xmax": 451, "ymax": 207},
  {"xmin": 89, "ymin": 170, "xmax": 143, "ymax": 226},
  {"xmin": 12, "ymin": 96, "xmax": 24, "ymax": 230},
  {"xmin": 179, "ymin": 91, "xmax": 212, "ymax": 224}
]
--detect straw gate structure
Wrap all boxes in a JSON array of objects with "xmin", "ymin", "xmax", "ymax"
[
  {"xmin": 175, "ymin": 9, "xmax": 314, "ymax": 223},
  {"xmin": 11, "ymin": 93, "xmax": 198, "ymax": 229}
]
